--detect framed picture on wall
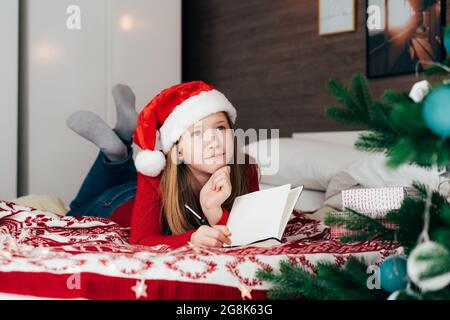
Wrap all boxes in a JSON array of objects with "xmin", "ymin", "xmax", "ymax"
[
  {"xmin": 366, "ymin": 0, "xmax": 446, "ymax": 78},
  {"xmin": 319, "ymin": 0, "xmax": 356, "ymax": 35}
]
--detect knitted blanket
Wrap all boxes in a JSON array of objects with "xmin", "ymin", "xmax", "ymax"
[{"xmin": 0, "ymin": 201, "xmax": 401, "ymax": 300}]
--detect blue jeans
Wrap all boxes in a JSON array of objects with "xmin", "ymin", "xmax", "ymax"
[{"xmin": 66, "ymin": 137, "xmax": 137, "ymax": 219}]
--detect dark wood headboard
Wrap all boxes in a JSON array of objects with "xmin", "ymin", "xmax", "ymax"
[{"xmin": 182, "ymin": 0, "xmax": 449, "ymax": 137}]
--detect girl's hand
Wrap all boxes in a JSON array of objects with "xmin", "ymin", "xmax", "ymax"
[
  {"xmin": 199, "ymin": 166, "xmax": 232, "ymax": 224},
  {"xmin": 190, "ymin": 225, "xmax": 232, "ymax": 248}
]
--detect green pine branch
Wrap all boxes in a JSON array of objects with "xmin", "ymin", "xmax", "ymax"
[
  {"xmin": 256, "ymin": 260, "xmax": 330, "ymax": 300},
  {"xmin": 325, "ymin": 208, "xmax": 396, "ymax": 243},
  {"xmin": 258, "ymin": 183, "xmax": 450, "ymax": 300},
  {"xmin": 275, "ymin": 71, "xmax": 450, "ymax": 301},
  {"xmin": 256, "ymin": 258, "xmax": 389, "ymax": 300},
  {"xmin": 324, "ymin": 73, "xmax": 450, "ymax": 169}
]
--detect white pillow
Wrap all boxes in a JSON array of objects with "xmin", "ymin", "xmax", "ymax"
[
  {"xmin": 245, "ymin": 138, "xmax": 367, "ymax": 191},
  {"xmin": 246, "ymin": 137, "xmax": 442, "ymax": 193},
  {"xmin": 344, "ymin": 153, "xmax": 441, "ymax": 189}
]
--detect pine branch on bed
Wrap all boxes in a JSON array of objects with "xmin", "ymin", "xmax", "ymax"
[
  {"xmin": 256, "ymin": 258, "xmax": 389, "ymax": 300},
  {"xmin": 325, "ymin": 208, "xmax": 396, "ymax": 244}
]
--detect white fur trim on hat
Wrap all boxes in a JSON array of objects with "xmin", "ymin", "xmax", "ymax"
[
  {"xmin": 135, "ymin": 150, "xmax": 166, "ymax": 177},
  {"xmin": 159, "ymin": 89, "xmax": 237, "ymax": 154}
]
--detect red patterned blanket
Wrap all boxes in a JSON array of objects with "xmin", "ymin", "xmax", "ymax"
[{"xmin": 0, "ymin": 201, "xmax": 401, "ymax": 300}]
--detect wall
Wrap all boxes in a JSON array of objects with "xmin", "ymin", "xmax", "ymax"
[
  {"xmin": 183, "ymin": 0, "xmax": 450, "ymax": 137},
  {"xmin": 0, "ymin": 0, "xmax": 19, "ymax": 199},
  {"xmin": 21, "ymin": 0, "xmax": 181, "ymax": 203}
]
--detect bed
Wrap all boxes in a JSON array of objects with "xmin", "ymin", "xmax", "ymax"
[
  {"xmin": 0, "ymin": 200, "xmax": 401, "ymax": 300},
  {"xmin": 3, "ymin": 130, "xmax": 424, "ymax": 300}
]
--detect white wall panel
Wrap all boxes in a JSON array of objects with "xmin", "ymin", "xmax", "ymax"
[
  {"xmin": 23, "ymin": 0, "xmax": 181, "ymax": 204},
  {"xmin": 0, "ymin": 0, "xmax": 19, "ymax": 200}
]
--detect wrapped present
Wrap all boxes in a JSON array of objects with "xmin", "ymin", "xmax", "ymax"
[{"xmin": 341, "ymin": 187, "xmax": 412, "ymax": 218}]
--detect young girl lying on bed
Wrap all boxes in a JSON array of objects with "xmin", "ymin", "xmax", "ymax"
[{"xmin": 66, "ymin": 81, "xmax": 259, "ymax": 248}]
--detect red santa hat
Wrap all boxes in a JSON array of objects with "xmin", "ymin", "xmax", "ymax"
[{"xmin": 133, "ymin": 81, "xmax": 237, "ymax": 177}]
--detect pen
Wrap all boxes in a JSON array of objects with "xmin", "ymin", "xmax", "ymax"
[{"xmin": 184, "ymin": 204, "xmax": 211, "ymax": 227}]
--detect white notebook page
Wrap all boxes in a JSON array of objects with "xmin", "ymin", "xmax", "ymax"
[
  {"xmin": 278, "ymin": 186, "xmax": 304, "ymax": 238},
  {"xmin": 226, "ymin": 184, "xmax": 303, "ymax": 247}
]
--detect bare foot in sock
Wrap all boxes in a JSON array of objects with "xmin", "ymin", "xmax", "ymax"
[
  {"xmin": 66, "ymin": 111, "xmax": 128, "ymax": 162},
  {"xmin": 112, "ymin": 84, "xmax": 138, "ymax": 142}
]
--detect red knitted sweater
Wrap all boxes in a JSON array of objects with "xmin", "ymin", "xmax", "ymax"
[{"xmin": 109, "ymin": 164, "xmax": 260, "ymax": 248}]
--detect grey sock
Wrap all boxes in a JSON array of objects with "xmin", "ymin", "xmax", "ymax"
[
  {"xmin": 66, "ymin": 111, "xmax": 128, "ymax": 162},
  {"xmin": 112, "ymin": 84, "xmax": 138, "ymax": 142}
]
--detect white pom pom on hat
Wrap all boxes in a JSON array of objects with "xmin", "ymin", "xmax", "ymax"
[
  {"xmin": 133, "ymin": 81, "xmax": 237, "ymax": 177},
  {"xmin": 134, "ymin": 150, "xmax": 166, "ymax": 178}
]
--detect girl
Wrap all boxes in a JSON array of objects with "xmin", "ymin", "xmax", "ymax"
[{"xmin": 67, "ymin": 81, "xmax": 259, "ymax": 248}]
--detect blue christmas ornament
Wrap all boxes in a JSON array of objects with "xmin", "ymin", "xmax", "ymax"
[
  {"xmin": 423, "ymin": 86, "xmax": 450, "ymax": 137},
  {"xmin": 379, "ymin": 256, "xmax": 408, "ymax": 293},
  {"xmin": 444, "ymin": 28, "xmax": 450, "ymax": 55}
]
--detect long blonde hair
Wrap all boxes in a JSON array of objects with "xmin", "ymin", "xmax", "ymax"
[{"xmin": 159, "ymin": 120, "xmax": 250, "ymax": 235}]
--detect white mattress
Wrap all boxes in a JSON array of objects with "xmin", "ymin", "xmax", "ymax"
[{"xmin": 259, "ymin": 183, "xmax": 325, "ymax": 212}]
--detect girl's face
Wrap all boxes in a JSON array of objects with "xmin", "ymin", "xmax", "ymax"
[{"xmin": 176, "ymin": 112, "xmax": 234, "ymax": 174}]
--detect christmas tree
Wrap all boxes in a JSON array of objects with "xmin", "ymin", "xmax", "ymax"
[{"xmin": 256, "ymin": 28, "xmax": 450, "ymax": 300}]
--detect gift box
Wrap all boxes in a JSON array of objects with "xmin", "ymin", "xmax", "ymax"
[{"xmin": 341, "ymin": 187, "xmax": 409, "ymax": 217}]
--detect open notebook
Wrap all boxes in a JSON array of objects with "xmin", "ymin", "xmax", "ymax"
[{"xmin": 225, "ymin": 184, "xmax": 304, "ymax": 247}]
